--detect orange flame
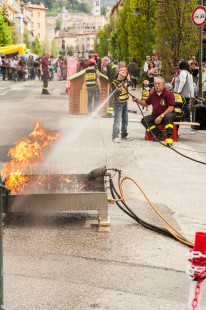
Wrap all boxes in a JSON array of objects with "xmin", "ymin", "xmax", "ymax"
[{"xmin": 1, "ymin": 120, "xmax": 61, "ymax": 194}]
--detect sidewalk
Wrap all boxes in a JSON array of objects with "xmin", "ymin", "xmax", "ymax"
[{"xmin": 1, "ymin": 79, "xmax": 206, "ymax": 309}]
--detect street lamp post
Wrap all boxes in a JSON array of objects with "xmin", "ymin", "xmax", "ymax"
[
  {"xmin": 198, "ymin": 0, "xmax": 203, "ymax": 101},
  {"xmin": 133, "ymin": 0, "xmax": 149, "ymax": 55}
]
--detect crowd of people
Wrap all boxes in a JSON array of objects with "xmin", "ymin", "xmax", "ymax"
[
  {"xmin": 0, "ymin": 54, "xmax": 68, "ymax": 82},
  {"xmin": 0, "ymin": 50, "xmax": 204, "ymax": 143}
]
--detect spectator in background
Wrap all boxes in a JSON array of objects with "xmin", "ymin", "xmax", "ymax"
[
  {"xmin": 190, "ymin": 60, "xmax": 199, "ymax": 85},
  {"xmin": 80, "ymin": 57, "xmax": 89, "ymax": 70},
  {"xmin": 174, "ymin": 60, "xmax": 194, "ymax": 122},
  {"xmin": 7, "ymin": 58, "xmax": 12, "ymax": 80},
  {"xmin": 1, "ymin": 56, "xmax": 7, "ymax": 81},
  {"xmin": 61, "ymin": 58, "xmax": 67, "ymax": 80},
  {"xmin": 148, "ymin": 61, "xmax": 158, "ymax": 89},
  {"xmin": 197, "ymin": 62, "xmax": 206, "ymax": 103},
  {"xmin": 119, "ymin": 60, "xmax": 126, "ymax": 69},
  {"xmin": 128, "ymin": 58, "xmax": 140, "ymax": 90},
  {"xmin": 10, "ymin": 57, "xmax": 17, "ymax": 81},
  {"xmin": 154, "ymin": 56, "xmax": 162, "ymax": 75},
  {"xmin": 144, "ymin": 56, "xmax": 150, "ymax": 79},
  {"xmin": 171, "ymin": 63, "xmax": 180, "ymax": 87},
  {"xmin": 56, "ymin": 57, "xmax": 62, "ymax": 81}
]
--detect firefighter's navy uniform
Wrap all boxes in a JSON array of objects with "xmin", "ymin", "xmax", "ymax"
[
  {"xmin": 85, "ymin": 66, "xmax": 100, "ymax": 114},
  {"xmin": 40, "ymin": 56, "xmax": 50, "ymax": 95}
]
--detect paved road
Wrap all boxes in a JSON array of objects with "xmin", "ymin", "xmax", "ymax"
[{"xmin": 0, "ymin": 78, "xmax": 206, "ymax": 310}]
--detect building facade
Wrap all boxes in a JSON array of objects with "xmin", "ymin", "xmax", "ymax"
[
  {"xmin": 55, "ymin": 33, "xmax": 76, "ymax": 52},
  {"xmin": 1, "ymin": 0, "xmax": 19, "ymax": 22},
  {"xmin": 27, "ymin": 2, "xmax": 46, "ymax": 42}
]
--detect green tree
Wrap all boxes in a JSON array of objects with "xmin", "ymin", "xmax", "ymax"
[
  {"xmin": 32, "ymin": 36, "xmax": 43, "ymax": 56},
  {"xmin": 0, "ymin": 11, "xmax": 13, "ymax": 46},
  {"xmin": 79, "ymin": 2, "xmax": 91, "ymax": 13},
  {"xmin": 155, "ymin": 0, "xmax": 199, "ymax": 79},
  {"xmin": 55, "ymin": 19, "xmax": 62, "ymax": 33},
  {"xmin": 101, "ymin": 6, "xmax": 106, "ymax": 15},
  {"xmin": 51, "ymin": 39, "xmax": 58, "ymax": 57},
  {"xmin": 66, "ymin": 45, "xmax": 74, "ymax": 56},
  {"xmin": 9, "ymin": 24, "xmax": 21, "ymax": 44},
  {"xmin": 23, "ymin": 27, "xmax": 30, "ymax": 48},
  {"xmin": 42, "ymin": 37, "xmax": 51, "ymax": 53}
]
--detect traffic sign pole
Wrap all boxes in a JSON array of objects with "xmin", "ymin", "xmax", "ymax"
[{"xmin": 192, "ymin": 4, "xmax": 206, "ymax": 104}]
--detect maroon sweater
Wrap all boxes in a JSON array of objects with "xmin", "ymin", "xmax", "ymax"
[{"xmin": 145, "ymin": 88, "xmax": 175, "ymax": 116}]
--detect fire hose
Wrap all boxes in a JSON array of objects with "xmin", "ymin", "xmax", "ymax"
[
  {"xmin": 127, "ymin": 90, "xmax": 206, "ymax": 166},
  {"xmin": 105, "ymin": 168, "xmax": 194, "ymax": 248}
]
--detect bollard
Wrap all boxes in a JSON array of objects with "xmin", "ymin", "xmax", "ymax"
[{"xmin": 187, "ymin": 232, "xmax": 206, "ymax": 310}]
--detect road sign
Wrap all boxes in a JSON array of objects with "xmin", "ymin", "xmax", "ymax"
[{"xmin": 192, "ymin": 6, "xmax": 206, "ymax": 27}]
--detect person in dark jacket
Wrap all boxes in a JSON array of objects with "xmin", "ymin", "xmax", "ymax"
[{"xmin": 1, "ymin": 56, "xmax": 7, "ymax": 81}]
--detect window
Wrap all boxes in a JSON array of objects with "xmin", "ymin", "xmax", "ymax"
[
  {"xmin": 38, "ymin": 23, "xmax": 40, "ymax": 28},
  {"xmin": 37, "ymin": 12, "xmax": 40, "ymax": 17},
  {"xmin": 38, "ymin": 33, "xmax": 40, "ymax": 38},
  {"xmin": 30, "ymin": 11, "xmax": 33, "ymax": 17}
]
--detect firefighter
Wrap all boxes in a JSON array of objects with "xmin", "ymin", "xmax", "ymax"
[
  {"xmin": 132, "ymin": 77, "xmax": 176, "ymax": 142},
  {"xmin": 101, "ymin": 57, "xmax": 119, "ymax": 117},
  {"xmin": 165, "ymin": 83, "xmax": 186, "ymax": 138},
  {"xmin": 111, "ymin": 68, "xmax": 132, "ymax": 143},
  {"xmin": 141, "ymin": 80, "xmax": 151, "ymax": 111},
  {"xmin": 40, "ymin": 52, "xmax": 51, "ymax": 95},
  {"xmin": 165, "ymin": 83, "xmax": 186, "ymax": 120},
  {"xmin": 85, "ymin": 58, "xmax": 102, "ymax": 115}
]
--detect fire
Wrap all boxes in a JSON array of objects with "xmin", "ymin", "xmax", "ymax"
[
  {"xmin": 59, "ymin": 176, "xmax": 72, "ymax": 184},
  {"xmin": 1, "ymin": 120, "xmax": 61, "ymax": 194}
]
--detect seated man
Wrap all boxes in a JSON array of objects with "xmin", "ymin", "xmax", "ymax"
[{"xmin": 132, "ymin": 77, "xmax": 176, "ymax": 141}]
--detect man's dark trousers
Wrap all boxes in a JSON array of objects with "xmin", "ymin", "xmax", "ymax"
[
  {"xmin": 141, "ymin": 112, "xmax": 176, "ymax": 137},
  {"xmin": 42, "ymin": 70, "xmax": 49, "ymax": 94}
]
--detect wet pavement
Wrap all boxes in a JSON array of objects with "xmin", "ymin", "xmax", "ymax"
[{"xmin": 0, "ymin": 77, "xmax": 206, "ymax": 309}]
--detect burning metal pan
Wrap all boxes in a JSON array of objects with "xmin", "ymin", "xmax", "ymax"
[{"xmin": 2, "ymin": 174, "xmax": 110, "ymax": 232}]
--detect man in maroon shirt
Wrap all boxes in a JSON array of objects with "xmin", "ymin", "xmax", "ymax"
[
  {"xmin": 133, "ymin": 77, "xmax": 176, "ymax": 140},
  {"xmin": 40, "ymin": 52, "xmax": 51, "ymax": 95}
]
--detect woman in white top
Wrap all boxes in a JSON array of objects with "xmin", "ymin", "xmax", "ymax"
[{"xmin": 174, "ymin": 61, "xmax": 194, "ymax": 122}]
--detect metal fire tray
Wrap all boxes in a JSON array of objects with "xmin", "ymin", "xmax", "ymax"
[{"xmin": 3, "ymin": 174, "xmax": 110, "ymax": 232}]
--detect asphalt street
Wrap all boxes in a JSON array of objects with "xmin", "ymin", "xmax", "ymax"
[{"xmin": 0, "ymin": 77, "xmax": 206, "ymax": 310}]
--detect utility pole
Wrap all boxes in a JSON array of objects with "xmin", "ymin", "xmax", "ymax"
[
  {"xmin": 146, "ymin": 0, "xmax": 150, "ymax": 55},
  {"xmin": 198, "ymin": 0, "xmax": 203, "ymax": 102}
]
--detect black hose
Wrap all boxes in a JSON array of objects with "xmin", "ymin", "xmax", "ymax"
[
  {"xmin": 128, "ymin": 91, "xmax": 206, "ymax": 166},
  {"xmin": 110, "ymin": 178, "xmax": 193, "ymax": 247}
]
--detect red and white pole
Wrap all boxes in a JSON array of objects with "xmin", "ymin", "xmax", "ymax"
[{"xmin": 187, "ymin": 232, "xmax": 206, "ymax": 310}]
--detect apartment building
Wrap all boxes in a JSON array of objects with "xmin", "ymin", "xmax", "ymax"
[
  {"xmin": 1, "ymin": 0, "xmax": 19, "ymax": 21},
  {"xmin": 27, "ymin": 2, "xmax": 46, "ymax": 42},
  {"xmin": 75, "ymin": 31, "xmax": 96, "ymax": 56}
]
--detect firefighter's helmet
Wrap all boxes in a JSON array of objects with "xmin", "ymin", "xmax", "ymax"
[
  {"xmin": 88, "ymin": 59, "xmax": 96, "ymax": 65},
  {"xmin": 143, "ymin": 80, "xmax": 150, "ymax": 85},
  {"xmin": 117, "ymin": 68, "xmax": 128, "ymax": 77}
]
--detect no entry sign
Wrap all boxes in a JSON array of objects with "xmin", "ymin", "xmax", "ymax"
[{"xmin": 192, "ymin": 6, "xmax": 206, "ymax": 27}]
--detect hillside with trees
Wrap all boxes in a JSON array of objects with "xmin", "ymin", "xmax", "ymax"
[{"xmin": 23, "ymin": 0, "xmax": 117, "ymax": 15}]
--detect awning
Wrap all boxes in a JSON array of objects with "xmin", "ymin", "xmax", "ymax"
[{"xmin": 0, "ymin": 44, "xmax": 27, "ymax": 56}]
